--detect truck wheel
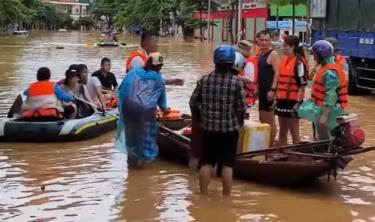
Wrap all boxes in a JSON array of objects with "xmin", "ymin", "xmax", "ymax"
[{"xmin": 348, "ymin": 59, "xmax": 371, "ymax": 95}]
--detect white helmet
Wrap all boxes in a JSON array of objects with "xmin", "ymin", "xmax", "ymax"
[{"xmin": 233, "ymin": 52, "xmax": 245, "ymax": 73}]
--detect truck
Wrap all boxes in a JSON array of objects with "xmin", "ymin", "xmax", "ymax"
[{"xmin": 311, "ymin": 0, "xmax": 375, "ymax": 95}]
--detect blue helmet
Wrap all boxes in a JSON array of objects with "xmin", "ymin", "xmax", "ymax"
[
  {"xmin": 311, "ymin": 40, "xmax": 334, "ymax": 58},
  {"xmin": 214, "ymin": 45, "xmax": 235, "ymax": 65}
]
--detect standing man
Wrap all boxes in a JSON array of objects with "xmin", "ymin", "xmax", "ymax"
[
  {"xmin": 190, "ymin": 45, "xmax": 246, "ymax": 196},
  {"xmin": 125, "ymin": 31, "xmax": 184, "ymax": 86},
  {"xmin": 116, "ymin": 53, "xmax": 170, "ymax": 167},
  {"xmin": 257, "ymin": 30, "xmax": 279, "ymax": 147}
]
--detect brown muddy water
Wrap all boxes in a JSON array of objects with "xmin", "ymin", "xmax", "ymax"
[{"xmin": 0, "ymin": 31, "xmax": 374, "ymax": 222}]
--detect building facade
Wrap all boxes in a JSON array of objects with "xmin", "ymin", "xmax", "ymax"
[
  {"xmin": 46, "ymin": 0, "xmax": 90, "ymax": 20},
  {"xmin": 193, "ymin": 0, "xmax": 268, "ymax": 42}
]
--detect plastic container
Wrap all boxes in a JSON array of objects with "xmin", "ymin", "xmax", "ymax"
[{"xmin": 238, "ymin": 120, "xmax": 270, "ymax": 153}]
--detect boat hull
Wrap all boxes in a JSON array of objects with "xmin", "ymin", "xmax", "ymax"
[
  {"xmin": 157, "ymin": 125, "xmax": 342, "ymax": 185},
  {"xmin": 96, "ymin": 42, "xmax": 119, "ymax": 47},
  {"xmin": 0, "ymin": 109, "xmax": 119, "ymax": 142}
]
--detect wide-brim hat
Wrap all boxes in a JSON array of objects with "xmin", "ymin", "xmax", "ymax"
[{"xmin": 235, "ymin": 40, "xmax": 253, "ymax": 57}]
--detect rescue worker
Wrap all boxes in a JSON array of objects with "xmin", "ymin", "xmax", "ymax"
[
  {"xmin": 299, "ymin": 40, "xmax": 348, "ymax": 140},
  {"xmin": 275, "ymin": 36, "xmax": 309, "ymax": 145},
  {"xmin": 115, "ymin": 53, "xmax": 170, "ymax": 167},
  {"xmin": 125, "ymin": 31, "xmax": 184, "ymax": 86},
  {"xmin": 21, "ymin": 67, "xmax": 75, "ymax": 120},
  {"xmin": 257, "ymin": 30, "xmax": 279, "ymax": 147},
  {"xmin": 234, "ymin": 40, "xmax": 258, "ymax": 118},
  {"xmin": 190, "ymin": 45, "xmax": 246, "ymax": 196},
  {"xmin": 308, "ymin": 37, "xmax": 348, "ymax": 80}
]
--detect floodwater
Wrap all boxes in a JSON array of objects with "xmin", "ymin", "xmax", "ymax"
[{"xmin": 0, "ymin": 31, "xmax": 374, "ymax": 222}]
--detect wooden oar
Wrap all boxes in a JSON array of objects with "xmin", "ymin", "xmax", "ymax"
[
  {"xmin": 159, "ymin": 124, "xmax": 191, "ymax": 142},
  {"xmin": 344, "ymin": 146, "xmax": 375, "ymax": 156},
  {"xmin": 74, "ymin": 96, "xmax": 120, "ymax": 119}
]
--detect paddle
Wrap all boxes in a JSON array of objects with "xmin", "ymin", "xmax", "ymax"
[
  {"xmin": 73, "ymin": 96, "xmax": 120, "ymax": 119},
  {"xmin": 159, "ymin": 124, "xmax": 191, "ymax": 142}
]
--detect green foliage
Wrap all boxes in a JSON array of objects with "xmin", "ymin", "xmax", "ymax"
[
  {"xmin": 0, "ymin": 0, "xmax": 30, "ymax": 23},
  {"xmin": 75, "ymin": 16, "xmax": 95, "ymax": 28},
  {"xmin": 0, "ymin": 0, "xmax": 75, "ymax": 30},
  {"xmin": 109, "ymin": 0, "xmax": 217, "ymax": 36}
]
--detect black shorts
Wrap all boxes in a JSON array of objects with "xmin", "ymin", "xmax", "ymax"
[
  {"xmin": 200, "ymin": 130, "xmax": 239, "ymax": 168},
  {"xmin": 258, "ymin": 90, "xmax": 274, "ymax": 111},
  {"xmin": 275, "ymin": 99, "xmax": 299, "ymax": 118}
]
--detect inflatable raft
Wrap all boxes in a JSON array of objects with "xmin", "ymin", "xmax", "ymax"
[
  {"xmin": 0, "ymin": 109, "xmax": 119, "ymax": 142},
  {"xmin": 96, "ymin": 41, "xmax": 119, "ymax": 47}
]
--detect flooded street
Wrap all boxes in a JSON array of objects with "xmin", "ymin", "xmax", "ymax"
[{"xmin": 0, "ymin": 31, "xmax": 374, "ymax": 222}]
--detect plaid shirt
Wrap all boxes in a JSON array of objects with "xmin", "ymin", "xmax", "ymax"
[{"xmin": 190, "ymin": 70, "xmax": 246, "ymax": 133}]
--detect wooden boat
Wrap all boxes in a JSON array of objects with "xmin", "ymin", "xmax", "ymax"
[
  {"xmin": 12, "ymin": 30, "xmax": 28, "ymax": 36},
  {"xmin": 157, "ymin": 116, "xmax": 375, "ymax": 185}
]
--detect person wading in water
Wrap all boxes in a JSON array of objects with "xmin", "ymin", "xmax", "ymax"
[{"xmin": 190, "ymin": 45, "xmax": 246, "ymax": 196}]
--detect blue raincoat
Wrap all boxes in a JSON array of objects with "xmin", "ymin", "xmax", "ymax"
[{"xmin": 114, "ymin": 68, "xmax": 167, "ymax": 162}]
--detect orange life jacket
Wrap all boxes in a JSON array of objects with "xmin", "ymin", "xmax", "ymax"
[
  {"xmin": 156, "ymin": 109, "xmax": 182, "ymax": 120},
  {"xmin": 255, "ymin": 48, "xmax": 262, "ymax": 59},
  {"xmin": 106, "ymin": 96, "xmax": 118, "ymax": 109},
  {"xmin": 29, "ymin": 81, "xmax": 55, "ymax": 96},
  {"xmin": 335, "ymin": 53, "xmax": 346, "ymax": 67},
  {"xmin": 125, "ymin": 49, "xmax": 148, "ymax": 73},
  {"xmin": 21, "ymin": 81, "xmax": 63, "ymax": 119},
  {"xmin": 21, "ymin": 108, "xmax": 63, "ymax": 120},
  {"xmin": 311, "ymin": 63, "xmax": 348, "ymax": 110},
  {"xmin": 240, "ymin": 57, "xmax": 258, "ymax": 106},
  {"xmin": 276, "ymin": 56, "xmax": 309, "ymax": 101}
]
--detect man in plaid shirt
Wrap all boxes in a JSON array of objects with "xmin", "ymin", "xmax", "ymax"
[{"xmin": 190, "ymin": 45, "xmax": 246, "ymax": 196}]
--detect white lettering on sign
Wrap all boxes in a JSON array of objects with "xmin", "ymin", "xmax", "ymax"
[{"xmin": 359, "ymin": 38, "xmax": 374, "ymax": 45}]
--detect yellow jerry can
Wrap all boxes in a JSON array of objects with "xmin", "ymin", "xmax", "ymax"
[{"xmin": 238, "ymin": 121, "xmax": 270, "ymax": 153}]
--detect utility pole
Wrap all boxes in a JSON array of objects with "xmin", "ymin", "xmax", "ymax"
[
  {"xmin": 207, "ymin": 0, "xmax": 211, "ymax": 42},
  {"xmin": 237, "ymin": 0, "xmax": 243, "ymax": 41},
  {"xmin": 292, "ymin": 0, "xmax": 296, "ymax": 36}
]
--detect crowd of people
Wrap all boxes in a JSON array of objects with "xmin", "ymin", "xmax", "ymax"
[
  {"xmin": 20, "ymin": 58, "xmax": 119, "ymax": 120},
  {"xmin": 190, "ymin": 31, "xmax": 348, "ymax": 196},
  {"xmin": 17, "ymin": 30, "xmax": 348, "ymax": 196}
]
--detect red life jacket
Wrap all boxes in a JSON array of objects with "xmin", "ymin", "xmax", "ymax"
[
  {"xmin": 276, "ymin": 56, "xmax": 309, "ymax": 101},
  {"xmin": 240, "ymin": 57, "xmax": 258, "ymax": 106},
  {"xmin": 125, "ymin": 49, "xmax": 148, "ymax": 73},
  {"xmin": 311, "ymin": 64, "xmax": 348, "ymax": 110}
]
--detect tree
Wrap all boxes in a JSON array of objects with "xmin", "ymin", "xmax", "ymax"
[{"xmin": 0, "ymin": 0, "xmax": 30, "ymax": 29}]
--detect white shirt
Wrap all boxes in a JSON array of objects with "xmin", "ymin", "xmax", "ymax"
[
  {"xmin": 86, "ymin": 76, "xmax": 102, "ymax": 104},
  {"xmin": 244, "ymin": 62, "xmax": 256, "ymax": 82}
]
